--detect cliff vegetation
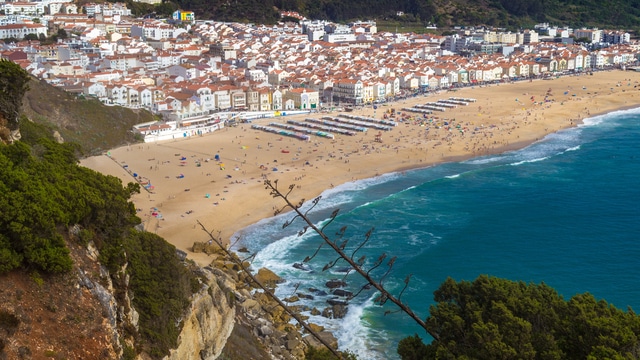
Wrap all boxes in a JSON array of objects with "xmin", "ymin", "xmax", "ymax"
[{"xmin": 0, "ymin": 61, "xmax": 207, "ymax": 359}]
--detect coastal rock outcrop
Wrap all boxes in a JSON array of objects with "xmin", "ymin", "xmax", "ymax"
[{"xmin": 164, "ymin": 268, "xmax": 235, "ymax": 360}]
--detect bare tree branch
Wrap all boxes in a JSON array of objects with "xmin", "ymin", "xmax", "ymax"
[{"xmin": 264, "ymin": 179, "xmax": 441, "ymax": 342}]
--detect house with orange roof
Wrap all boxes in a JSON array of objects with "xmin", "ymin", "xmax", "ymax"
[
  {"xmin": 283, "ymin": 87, "xmax": 319, "ymax": 109},
  {"xmin": 0, "ymin": 23, "xmax": 48, "ymax": 39}
]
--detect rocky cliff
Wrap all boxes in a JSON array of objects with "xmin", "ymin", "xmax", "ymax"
[{"xmin": 164, "ymin": 267, "xmax": 235, "ymax": 360}]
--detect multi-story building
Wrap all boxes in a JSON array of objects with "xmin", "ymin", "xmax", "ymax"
[
  {"xmin": 333, "ymin": 79, "xmax": 363, "ymax": 105},
  {"xmin": 522, "ymin": 30, "xmax": 539, "ymax": 44},
  {"xmin": 603, "ymin": 31, "xmax": 630, "ymax": 44},
  {"xmin": 283, "ymin": 88, "xmax": 319, "ymax": 109},
  {"xmin": 574, "ymin": 29, "xmax": 602, "ymax": 44},
  {"xmin": 209, "ymin": 43, "xmax": 237, "ymax": 61},
  {"xmin": 0, "ymin": 23, "xmax": 47, "ymax": 39}
]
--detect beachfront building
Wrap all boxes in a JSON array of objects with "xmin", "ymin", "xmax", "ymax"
[
  {"xmin": 333, "ymin": 79, "xmax": 364, "ymax": 105},
  {"xmin": 182, "ymin": 85, "xmax": 216, "ymax": 112},
  {"xmin": 372, "ymin": 82, "xmax": 387, "ymax": 101},
  {"xmin": 258, "ymin": 88, "xmax": 271, "ymax": 111},
  {"xmin": 246, "ymin": 87, "xmax": 260, "ymax": 111},
  {"xmin": 271, "ymin": 89, "xmax": 283, "ymax": 110},
  {"xmin": 283, "ymin": 88, "xmax": 319, "ymax": 109},
  {"xmin": 230, "ymin": 88, "xmax": 247, "ymax": 110}
]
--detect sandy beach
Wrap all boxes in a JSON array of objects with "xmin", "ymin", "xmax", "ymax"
[{"xmin": 81, "ymin": 70, "xmax": 640, "ymax": 267}]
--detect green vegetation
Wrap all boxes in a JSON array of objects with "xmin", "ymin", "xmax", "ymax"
[
  {"xmin": 398, "ymin": 275, "xmax": 640, "ymax": 359},
  {"xmin": 0, "ymin": 63, "xmax": 199, "ymax": 359},
  {"xmin": 122, "ymin": 230, "xmax": 201, "ymax": 357},
  {"xmin": 304, "ymin": 347, "xmax": 358, "ymax": 359},
  {"xmin": 168, "ymin": 0, "xmax": 640, "ymax": 30},
  {"xmin": 22, "ymin": 78, "xmax": 155, "ymax": 156},
  {"xmin": 0, "ymin": 59, "xmax": 30, "ymax": 138},
  {"xmin": 0, "ymin": 124, "xmax": 199, "ymax": 358}
]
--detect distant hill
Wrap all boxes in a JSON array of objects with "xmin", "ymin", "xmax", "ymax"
[
  {"xmin": 167, "ymin": 0, "xmax": 640, "ymax": 30},
  {"xmin": 21, "ymin": 78, "xmax": 156, "ymax": 155}
]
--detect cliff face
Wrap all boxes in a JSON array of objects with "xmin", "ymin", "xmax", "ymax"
[
  {"xmin": 0, "ymin": 237, "xmax": 237, "ymax": 360},
  {"xmin": 164, "ymin": 269, "xmax": 235, "ymax": 360},
  {"xmin": 0, "ymin": 241, "xmax": 119, "ymax": 359}
]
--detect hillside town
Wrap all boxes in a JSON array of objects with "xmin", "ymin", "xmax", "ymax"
[{"xmin": 1, "ymin": 1, "xmax": 639, "ymax": 127}]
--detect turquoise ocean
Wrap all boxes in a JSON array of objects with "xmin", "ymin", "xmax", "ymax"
[{"xmin": 235, "ymin": 107, "xmax": 640, "ymax": 359}]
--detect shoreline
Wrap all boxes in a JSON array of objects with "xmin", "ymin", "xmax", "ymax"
[{"xmin": 81, "ymin": 70, "xmax": 640, "ymax": 268}]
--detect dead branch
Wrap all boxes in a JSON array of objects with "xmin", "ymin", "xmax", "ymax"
[{"xmin": 264, "ymin": 180, "xmax": 441, "ymax": 342}]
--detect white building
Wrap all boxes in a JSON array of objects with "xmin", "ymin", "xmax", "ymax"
[
  {"xmin": 2, "ymin": 2, "xmax": 45, "ymax": 16},
  {"xmin": 574, "ymin": 29, "xmax": 602, "ymax": 44},
  {"xmin": 0, "ymin": 23, "xmax": 47, "ymax": 39},
  {"xmin": 131, "ymin": 21, "xmax": 187, "ymax": 40}
]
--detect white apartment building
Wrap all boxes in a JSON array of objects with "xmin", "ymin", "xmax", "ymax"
[
  {"xmin": 131, "ymin": 21, "xmax": 187, "ymax": 40},
  {"xmin": 522, "ymin": 30, "xmax": 539, "ymax": 44},
  {"xmin": 2, "ymin": 2, "xmax": 46, "ymax": 16},
  {"xmin": 0, "ymin": 23, "xmax": 47, "ymax": 39},
  {"xmin": 574, "ymin": 29, "xmax": 602, "ymax": 44}
]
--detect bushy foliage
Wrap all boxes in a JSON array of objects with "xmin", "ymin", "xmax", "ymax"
[
  {"xmin": 0, "ymin": 136, "xmax": 200, "ymax": 358},
  {"xmin": 168, "ymin": 0, "xmax": 640, "ymax": 28},
  {"xmin": 123, "ymin": 230, "xmax": 199, "ymax": 357},
  {"xmin": 398, "ymin": 275, "xmax": 640, "ymax": 359},
  {"xmin": 0, "ymin": 135, "xmax": 145, "ymax": 274},
  {"xmin": 0, "ymin": 59, "xmax": 30, "ymax": 131},
  {"xmin": 304, "ymin": 346, "xmax": 358, "ymax": 360}
]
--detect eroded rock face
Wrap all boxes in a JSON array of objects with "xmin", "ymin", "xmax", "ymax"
[{"xmin": 164, "ymin": 269, "xmax": 236, "ymax": 360}]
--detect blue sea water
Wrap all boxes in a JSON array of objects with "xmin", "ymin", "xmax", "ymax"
[{"xmin": 235, "ymin": 107, "xmax": 640, "ymax": 359}]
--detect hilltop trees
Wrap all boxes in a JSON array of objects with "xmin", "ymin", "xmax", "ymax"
[{"xmin": 398, "ymin": 275, "xmax": 640, "ymax": 359}]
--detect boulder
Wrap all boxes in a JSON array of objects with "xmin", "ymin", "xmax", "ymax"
[
  {"xmin": 332, "ymin": 289, "xmax": 353, "ymax": 298},
  {"xmin": 255, "ymin": 268, "xmax": 285, "ymax": 288},
  {"xmin": 325, "ymin": 279, "xmax": 346, "ymax": 289},
  {"xmin": 297, "ymin": 293, "xmax": 314, "ymax": 300}
]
